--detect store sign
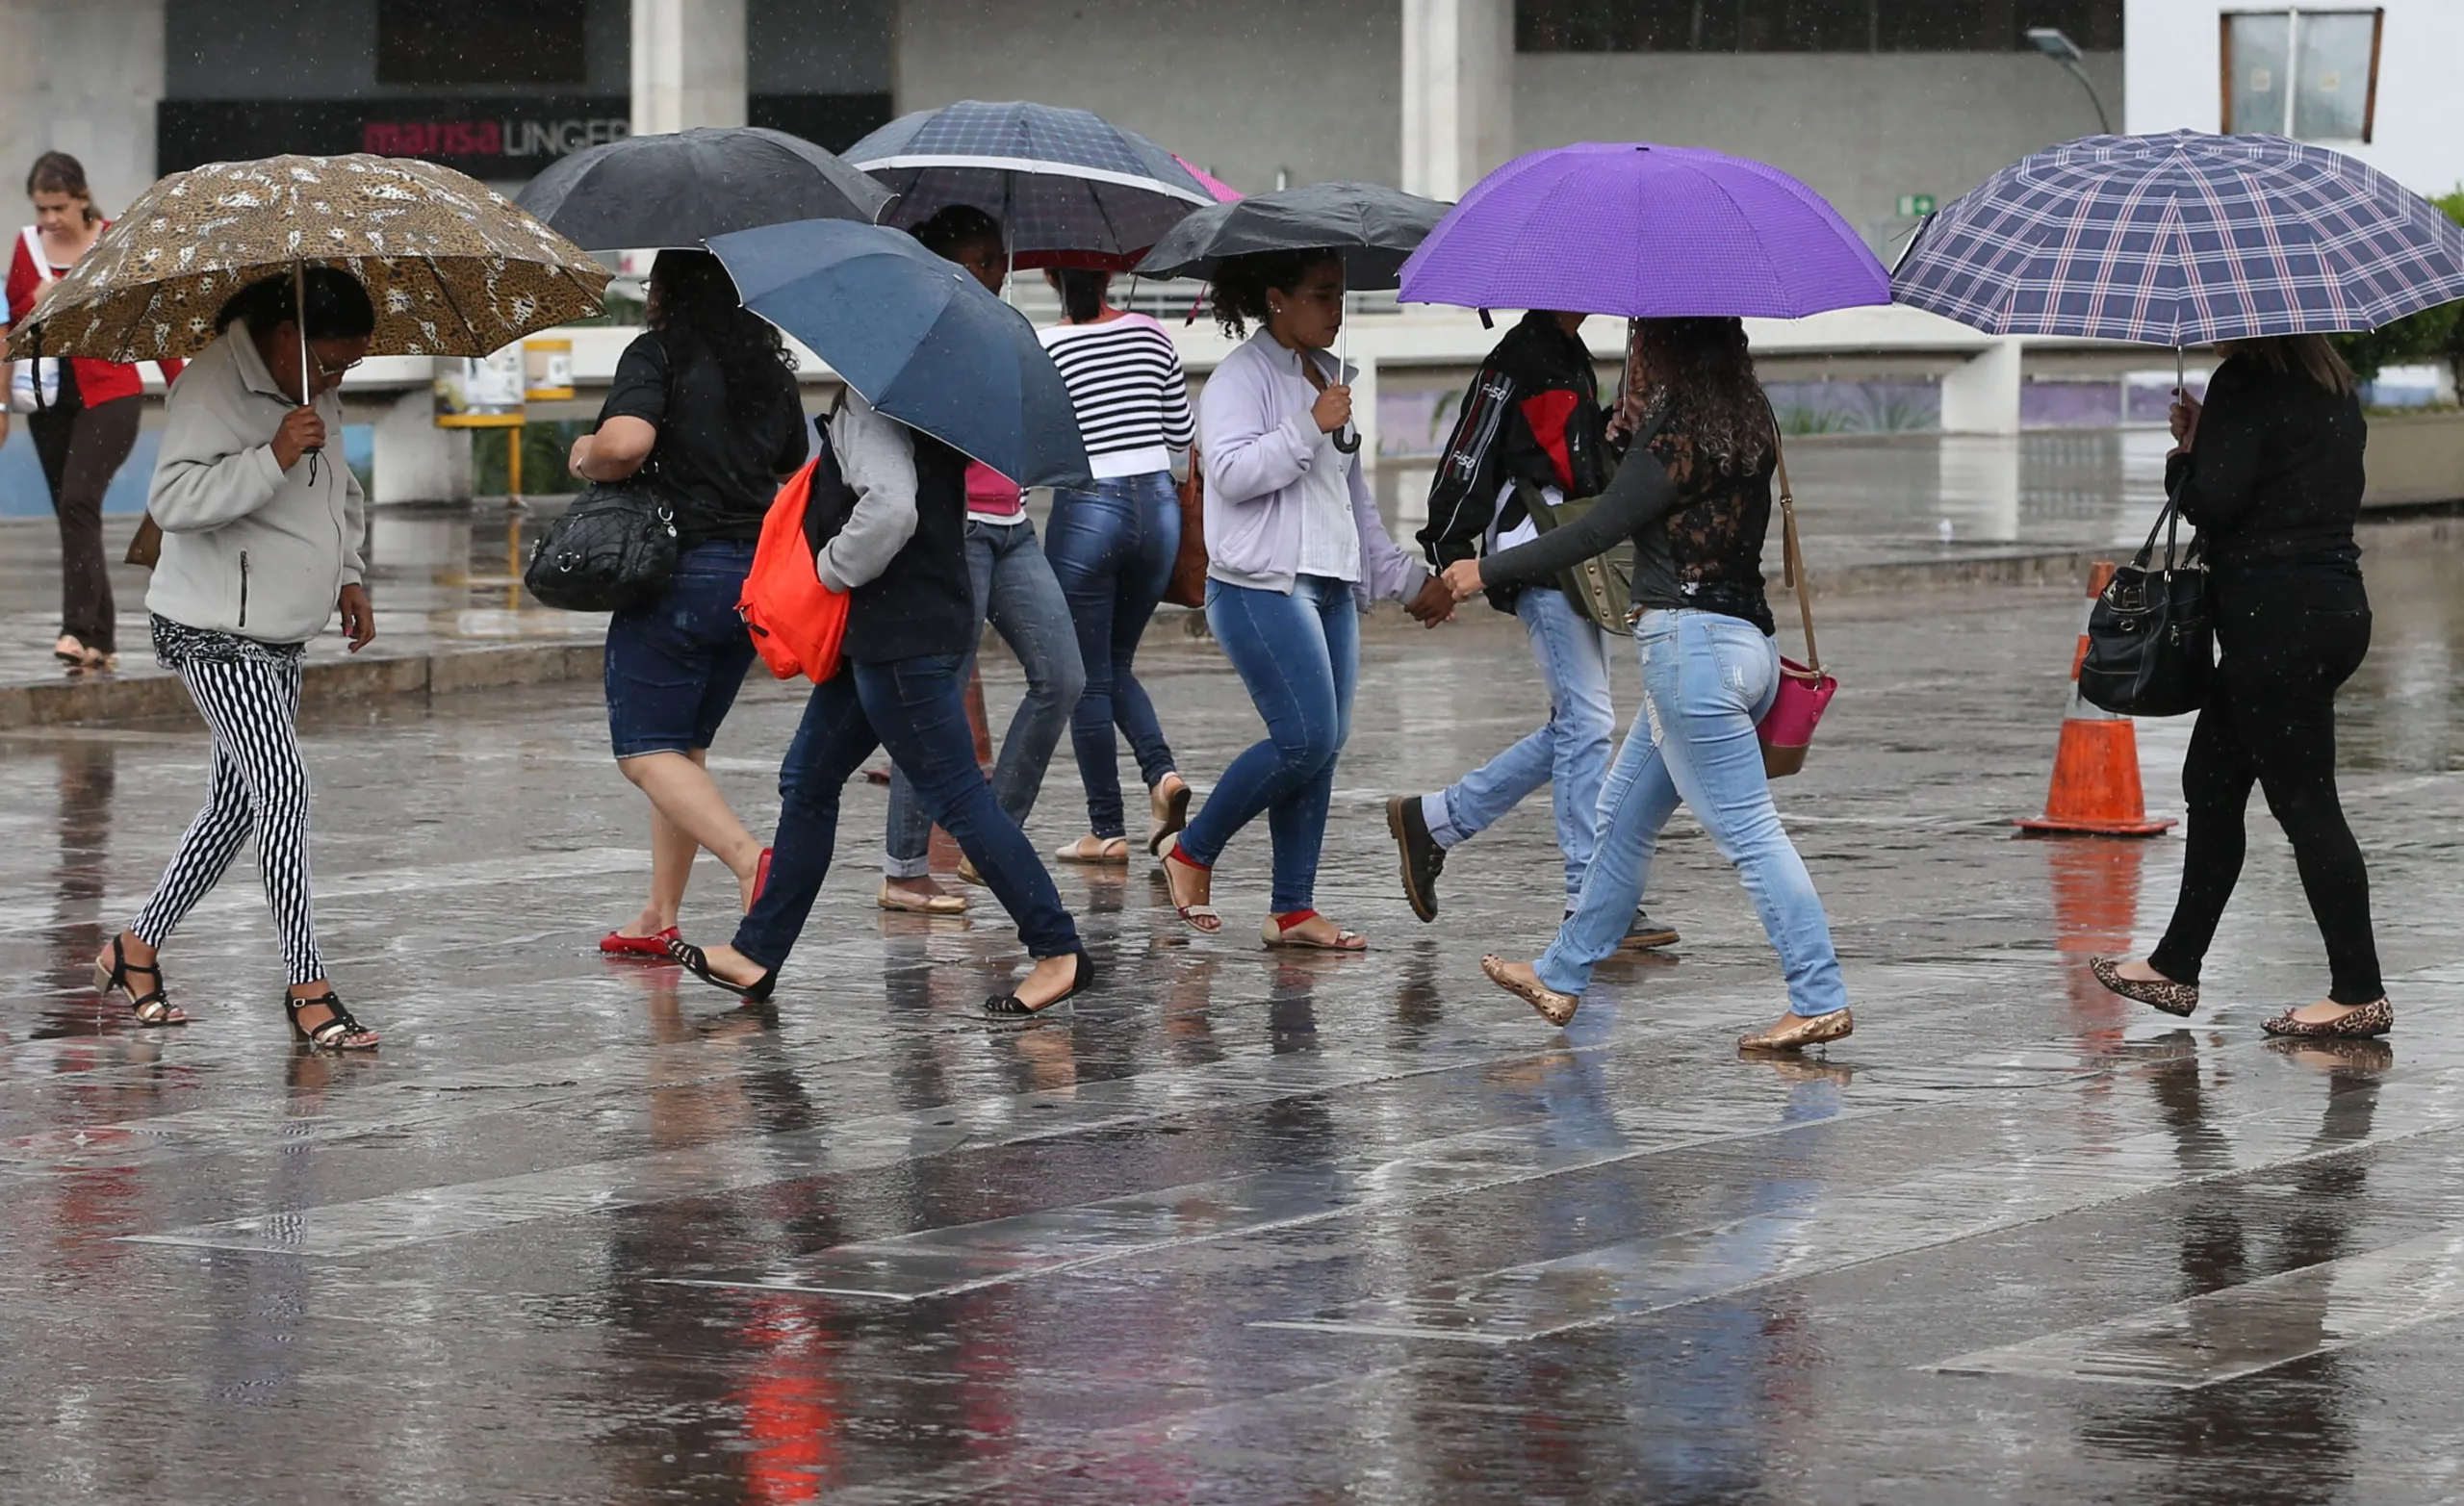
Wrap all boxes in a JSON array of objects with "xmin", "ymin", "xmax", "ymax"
[
  {"xmin": 161, "ymin": 98, "xmax": 629, "ymax": 178},
  {"xmin": 1895, "ymin": 193, "xmax": 1938, "ymax": 217}
]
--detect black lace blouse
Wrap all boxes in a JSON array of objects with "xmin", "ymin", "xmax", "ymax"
[{"xmin": 1480, "ymin": 421, "xmax": 1777, "ymax": 634}]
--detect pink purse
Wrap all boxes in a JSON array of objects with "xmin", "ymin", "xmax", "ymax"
[{"xmin": 1758, "ymin": 431, "xmax": 1835, "ymax": 779}]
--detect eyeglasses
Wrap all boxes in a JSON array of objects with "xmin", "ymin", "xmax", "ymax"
[{"xmin": 314, "ymin": 355, "xmax": 364, "ymax": 379}]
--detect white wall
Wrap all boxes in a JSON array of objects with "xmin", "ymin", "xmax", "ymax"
[
  {"xmin": 1518, "ymin": 50, "xmax": 2123, "ymax": 252},
  {"xmin": 0, "ymin": 0, "xmax": 167, "ymax": 217},
  {"xmin": 894, "ymin": 0, "xmax": 1400, "ymax": 192},
  {"xmin": 2128, "ymin": 0, "xmax": 2464, "ymax": 197}
]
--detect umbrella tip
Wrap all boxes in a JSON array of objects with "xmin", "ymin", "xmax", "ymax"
[{"xmin": 1478, "ymin": 308, "xmax": 1494, "ymax": 329}]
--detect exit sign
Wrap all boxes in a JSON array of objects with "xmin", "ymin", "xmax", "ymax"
[{"xmin": 1897, "ymin": 193, "xmax": 1938, "ymax": 217}]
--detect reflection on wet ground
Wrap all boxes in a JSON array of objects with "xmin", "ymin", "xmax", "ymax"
[{"xmin": 0, "ymin": 523, "xmax": 2458, "ymax": 1501}]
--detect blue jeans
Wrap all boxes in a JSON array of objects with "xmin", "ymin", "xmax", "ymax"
[
  {"xmin": 1537, "ymin": 609, "xmax": 1847, "ymax": 1016},
  {"xmin": 1178, "ymin": 574, "xmax": 1358, "ymax": 913},
  {"xmin": 884, "ymin": 518, "xmax": 1086, "ymax": 877},
  {"xmin": 1044, "ymin": 472, "xmax": 1181, "ymax": 837},
  {"xmin": 603, "ymin": 541, "xmax": 758, "ymax": 757},
  {"xmin": 737, "ymin": 652, "xmax": 1080, "ymax": 970},
  {"xmin": 1423, "ymin": 585, "xmax": 1615, "ymax": 904}
]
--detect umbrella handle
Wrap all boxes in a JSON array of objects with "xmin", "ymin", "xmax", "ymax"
[{"xmin": 1332, "ymin": 426, "xmax": 1362, "ymax": 455}]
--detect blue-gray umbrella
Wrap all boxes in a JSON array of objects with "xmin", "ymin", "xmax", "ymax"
[
  {"xmin": 845, "ymin": 100, "xmax": 1212, "ymax": 262},
  {"xmin": 1893, "ymin": 130, "xmax": 2464, "ymax": 345},
  {"xmin": 706, "ymin": 218, "xmax": 1090, "ymax": 489}
]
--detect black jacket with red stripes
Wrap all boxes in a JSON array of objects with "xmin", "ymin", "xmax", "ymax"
[{"xmin": 1415, "ymin": 311, "xmax": 1611, "ymax": 599}]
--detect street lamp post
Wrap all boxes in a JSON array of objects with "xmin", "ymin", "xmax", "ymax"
[{"xmin": 2027, "ymin": 27, "xmax": 2114, "ymax": 136}]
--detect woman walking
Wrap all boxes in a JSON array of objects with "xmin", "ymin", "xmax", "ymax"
[
  {"xmin": 1158, "ymin": 248, "xmax": 1452, "ymax": 951},
  {"xmin": 2, "ymin": 153, "xmax": 178, "ymax": 673},
  {"xmin": 668, "ymin": 389, "xmax": 1094, "ymax": 1016},
  {"xmin": 1445, "ymin": 318, "xmax": 1851, "ymax": 1052},
  {"xmin": 1039, "ymin": 267, "xmax": 1196, "ymax": 864},
  {"xmin": 2093, "ymin": 337, "xmax": 2388, "ymax": 1038},
  {"xmin": 575, "ymin": 248, "xmax": 808, "ymax": 957},
  {"xmin": 93, "ymin": 268, "xmax": 380, "ymax": 1047},
  {"xmin": 878, "ymin": 206, "xmax": 1084, "ymax": 915}
]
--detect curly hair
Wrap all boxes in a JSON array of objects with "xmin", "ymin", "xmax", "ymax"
[
  {"xmin": 1620, "ymin": 317, "xmax": 1773, "ymax": 475},
  {"xmin": 1208, "ymin": 247, "xmax": 1341, "ymax": 340},
  {"xmin": 649, "ymin": 248, "xmax": 796, "ymax": 410}
]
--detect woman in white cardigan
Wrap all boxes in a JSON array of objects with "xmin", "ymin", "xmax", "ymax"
[{"xmin": 1158, "ymin": 247, "xmax": 1454, "ymax": 950}]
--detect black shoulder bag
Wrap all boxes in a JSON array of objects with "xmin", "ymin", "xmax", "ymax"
[
  {"xmin": 524, "ymin": 477, "xmax": 680, "ymax": 612},
  {"xmin": 2080, "ymin": 489, "xmax": 2211, "ymax": 718}
]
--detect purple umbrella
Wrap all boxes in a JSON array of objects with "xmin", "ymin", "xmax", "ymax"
[{"xmin": 1398, "ymin": 142, "xmax": 1890, "ymax": 319}]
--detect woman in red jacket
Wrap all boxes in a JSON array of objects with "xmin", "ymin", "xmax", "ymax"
[{"xmin": 2, "ymin": 152, "xmax": 176, "ymax": 673}]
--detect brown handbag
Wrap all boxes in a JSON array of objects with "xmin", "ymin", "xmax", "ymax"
[
  {"xmin": 1163, "ymin": 451, "xmax": 1208, "ymax": 609},
  {"xmin": 124, "ymin": 513, "xmax": 164, "ymax": 569}
]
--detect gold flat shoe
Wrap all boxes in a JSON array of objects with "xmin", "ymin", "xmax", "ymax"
[
  {"xmin": 1738, "ymin": 1008, "xmax": 1853, "ymax": 1054},
  {"xmin": 877, "ymin": 882, "xmax": 969, "ymax": 915},
  {"xmin": 1481, "ymin": 955, "xmax": 1578, "ymax": 1027}
]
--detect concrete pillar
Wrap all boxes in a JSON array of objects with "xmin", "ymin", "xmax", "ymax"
[
  {"xmin": 1401, "ymin": 0, "xmax": 1514, "ymax": 200},
  {"xmin": 372, "ymin": 387, "xmax": 474, "ymax": 506},
  {"xmin": 631, "ymin": 0, "xmax": 748, "ymax": 136},
  {"xmin": 1940, "ymin": 338, "xmax": 2024, "ymax": 436},
  {"xmin": 0, "ymin": 0, "xmax": 165, "ymax": 217}
]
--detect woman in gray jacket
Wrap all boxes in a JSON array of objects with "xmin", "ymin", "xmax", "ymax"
[{"xmin": 90, "ymin": 268, "xmax": 381, "ymax": 1049}]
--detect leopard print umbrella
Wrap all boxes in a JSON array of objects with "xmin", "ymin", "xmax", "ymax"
[{"xmin": 4, "ymin": 154, "xmax": 610, "ymax": 362}]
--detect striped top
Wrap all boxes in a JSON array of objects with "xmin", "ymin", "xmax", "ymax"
[{"xmin": 1039, "ymin": 314, "xmax": 1196, "ymax": 480}]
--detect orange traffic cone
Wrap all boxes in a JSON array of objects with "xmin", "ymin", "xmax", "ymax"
[{"xmin": 2015, "ymin": 561, "xmax": 2175, "ymax": 837}]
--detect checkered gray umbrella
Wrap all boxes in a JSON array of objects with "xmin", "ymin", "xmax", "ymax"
[
  {"xmin": 1892, "ymin": 131, "xmax": 2464, "ymax": 345},
  {"xmin": 845, "ymin": 100, "xmax": 1211, "ymax": 261}
]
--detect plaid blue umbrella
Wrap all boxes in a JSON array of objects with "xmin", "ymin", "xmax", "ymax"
[
  {"xmin": 845, "ymin": 100, "xmax": 1212, "ymax": 262},
  {"xmin": 1893, "ymin": 131, "xmax": 2464, "ymax": 345}
]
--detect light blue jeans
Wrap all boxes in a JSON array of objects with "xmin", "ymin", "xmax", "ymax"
[
  {"xmin": 1423, "ymin": 584, "xmax": 1615, "ymax": 904},
  {"xmin": 1536, "ymin": 609, "xmax": 1848, "ymax": 1017}
]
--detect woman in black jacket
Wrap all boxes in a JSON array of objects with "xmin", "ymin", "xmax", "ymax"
[{"xmin": 2093, "ymin": 336, "xmax": 2389, "ymax": 1038}]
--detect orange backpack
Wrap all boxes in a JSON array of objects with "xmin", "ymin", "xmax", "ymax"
[{"xmin": 738, "ymin": 434, "xmax": 855, "ymax": 683}]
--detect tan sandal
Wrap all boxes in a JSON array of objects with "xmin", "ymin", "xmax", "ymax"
[
  {"xmin": 877, "ymin": 881, "xmax": 969, "ymax": 915},
  {"xmin": 1481, "ymin": 954, "xmax": 1578, "ymax": 1027},
  {"xmin": 1146, "ymin": 775, "xmax": 1193, "ymax": 856},
  {"xmin": 1055, "ymin": 834, "xmax": 1132, "ymax": 865},
  {"xmin": 1263, "ymin": 909, "xmax": 1367, "ymax": 952},
  {"xmin": 1161, "ymin": 844, "xmax": 1221, "ymax": 934}
]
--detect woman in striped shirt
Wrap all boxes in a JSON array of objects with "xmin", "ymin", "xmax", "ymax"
[{"xmin": 1039, "ymin": 269, "xmax": 1199, "ymax": 863}]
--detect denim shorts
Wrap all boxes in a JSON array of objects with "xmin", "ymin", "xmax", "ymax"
[{"xmin": 603, "ymin": 540, "xmax": 759, "ymax": 758}]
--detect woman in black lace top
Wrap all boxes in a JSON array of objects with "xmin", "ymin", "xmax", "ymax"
[{"xmin": 1439, "ymin": 318, "xmax": 1850, "ymax": 1053}]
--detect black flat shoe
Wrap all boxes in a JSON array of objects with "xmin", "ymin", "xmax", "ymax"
[
  {"xmin": 667, "ymin": 937, "xmax": 777, "ymax": 1004},
  {"xmin": 985, "ymin": 949, "xmax": 1095, "ymax": 1018}
]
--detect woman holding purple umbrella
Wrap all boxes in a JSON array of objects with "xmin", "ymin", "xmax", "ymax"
[{"xmin": 1442, "ymin": 318, "xmax": 1851, "ymax": 1053}]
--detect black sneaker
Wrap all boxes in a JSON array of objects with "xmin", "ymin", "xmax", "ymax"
[
  {"xmin": 1386, "ymin": 795, "xmax": 1446, "ymax": 923},
  {"xmin": 1566, "ymin": 907, "xmax": 1681, "ymax": 950}
]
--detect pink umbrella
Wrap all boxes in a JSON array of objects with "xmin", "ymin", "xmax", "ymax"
[{"xmin": 1172, "ymin": 155, "xmax": 1244, "ymax": 203}]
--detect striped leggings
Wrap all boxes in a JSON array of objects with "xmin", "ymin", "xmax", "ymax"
[{"xmin": 130, "ymin": 656, "xmax": 325, "ymax": 985}]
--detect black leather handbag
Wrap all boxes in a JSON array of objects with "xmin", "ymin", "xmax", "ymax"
[
  {"xmin": 2081, "ymin": 492, "xmax": 2211, "ymax": 718},
  {"xmin": 524, "ymin": 479, "xmax": 680, "ymax": 612}
]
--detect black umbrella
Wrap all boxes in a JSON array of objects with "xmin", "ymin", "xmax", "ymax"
[
  {"xmin": 514, "ymin": 127, "xmax": 892, "ymax": 251},
  {"xmin": 1134, "ymin": 182, "xmax": 1449, "ymax": 290}
]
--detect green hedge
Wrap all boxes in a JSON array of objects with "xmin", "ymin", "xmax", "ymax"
[{"xmin": 2331, "ymin": 190, "xmax": 2464, "ymax": 381}]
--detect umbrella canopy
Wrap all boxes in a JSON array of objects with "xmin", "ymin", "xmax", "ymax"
[
  {"xmin": 1892, "ymin": 130, "xmax": 2464, "ymax": 345},
  {"xmin": 706, "ymin": 218, "xmax": 1089, "ymax": 489},
  {"xmin": 1134, "ymin": 182, "xmax": 1449, "ymax": 290},
  {"xmin": 845, "ymin": 100, "xmax": 1213, "ymax": 261},
  {"xmin": 1397, "ymin": 142, "xmax": 1889, "ymax": 319},
  {"xmin": 1171, "ymin": 155, "xmax": 1244, "ymax": 205},
  {"xmin": 514, "ymin": 127, "xmax": 891, "ymax": 251},
  {"xmin": 5, "ymin": 154, "xmax": 606, "ymax": 363}
]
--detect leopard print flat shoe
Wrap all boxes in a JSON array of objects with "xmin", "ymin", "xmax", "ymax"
[
  {"xmin": 2261, "ymin": 998, "xmax": 2393, "ymax": 1039},
  {"xmin": 2090, "ymin": 957, "xmax": 2199, "ymax": 1018}
]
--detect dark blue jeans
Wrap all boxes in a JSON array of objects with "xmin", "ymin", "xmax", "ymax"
[
  {"xmin": 603, "ymin": 541, "xmax": 758, "ymax": 757},
  {"xmin": 735, "ymin": 652, "xmax": 1081, "ymax": 973},
  {"xmin": 1178, "ymin": 574, "xmax": 1358, "ymax": 913},
  {"xmin": 1044, "ymin": 472, "xmax": 1181, "ymax": 837}
]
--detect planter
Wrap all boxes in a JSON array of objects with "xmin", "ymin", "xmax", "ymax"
[{"xmin": 2363, "ymin": 408, "xmax": 2464, "ymax": 509}]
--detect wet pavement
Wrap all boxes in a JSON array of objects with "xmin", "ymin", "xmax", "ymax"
[{"xmin": 0, "ymin": 517, "xmax": 2460, "ymax": 1504}]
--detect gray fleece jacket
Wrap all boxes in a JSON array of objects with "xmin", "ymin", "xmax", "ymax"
[
  {"xmin": 814, "ymin": 393, "xmax": 919, "ymax": 593},
  {"xmin": 145, "ymin": 331, "xmax": 366, "ymax": 645}
]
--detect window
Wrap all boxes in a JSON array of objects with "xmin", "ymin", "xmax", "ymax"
[
  {"xmin": 2221, "ymin": 10, "xmax": 2383, "ymax": 141},
  {"xmin": 1515, "ymin": 0, "xmax": 2122, "ymax": 53},
  {"xmin": 376, "ymin": 0, "xmax": 588, "ymax": 87}
]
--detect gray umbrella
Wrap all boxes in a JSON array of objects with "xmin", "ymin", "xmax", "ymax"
[
  {"xmin": 1134, "ymin": 182, "xmax": 1450, "ymax": 290},
  {"xmin": 514, "ymin": 127, "xmax": 892, "ymax": 251}
]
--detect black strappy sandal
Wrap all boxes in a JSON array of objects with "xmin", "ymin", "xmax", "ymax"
[
  {"xmin": 286, "ymin": 990, "xmax": 378, "ymax": 1050},
  {"xmin": 93, "ymin": 935, "xmax": 188, "ymax": 1027},
  {"xmin": 667, "ymin": 937, "xmax": 778, "ymax": 1004},
  {"xmin": 983, "ymin": 949, "xmax": 1095, "ymax": 1018}
]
